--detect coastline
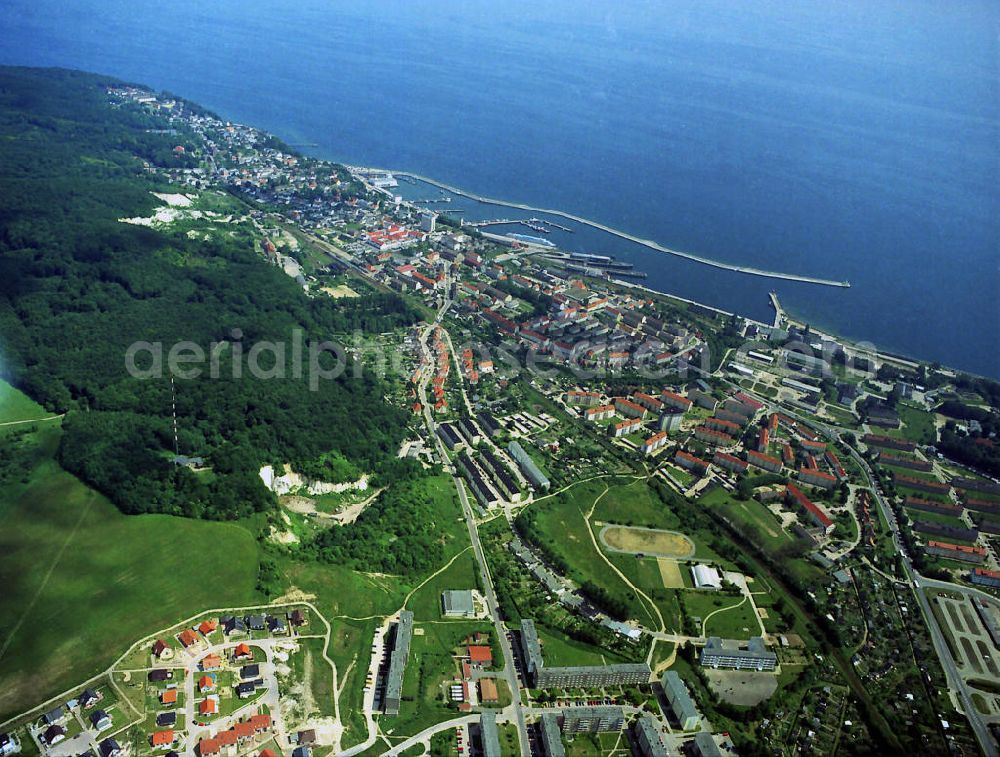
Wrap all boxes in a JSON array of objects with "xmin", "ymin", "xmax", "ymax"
[
  {"xmin": 392, "ymin": 171, "xmax": 851, "ymax": 289},
  {"xmin": 379, "ymin": 167, "xmax": 969, "ymax": 378}
]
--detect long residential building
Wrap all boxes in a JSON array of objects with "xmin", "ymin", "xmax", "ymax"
[
  {"xmin": 716, "ymin": 408, "xmax": 751, "ymax": 427},
  {"xmin": 953, "ymin": 478, "xmax": 1000, "ymax": 497},
  {"xmin": 904, "ymin": 497, "xmax": 964, "ymax": 517},
  {"xmin": 560, "ymin": 707, "xmax": 624, "ymax": 733},
  {"xmin": 686, "ymin": 389, "xmax": 716, "ymax": 411},
  {"xmin": 661, "ymin": 390, "xmax": 693, "ymax": 412},
  {"xmin": 633, "ymin": 717, "xmax": 668, "ymax": 757},
  {"xmin": 970, "ymin": 568, "xmax": 1000, "ymax": 589},
  {"xmin": 964, "ymin": 499, "xmax": 1000, "ymax": 517},
  {"xmin": 694, "ymin": 426, "xmax": 734, "ymax": 446},
  {"xmin": 566, "ymin": 390, "xmax": 602, "ymax": 407},
  {"xmin": 508, "ymin": 441, "xmax": 551, "ymax": 491},
  {"xmin": 641, "ymin": 432, "xmax": 669, "ymax": 456},
  {"xmin": 675, "ymin": 450, "xmax": 710, "ymax": 474},
  {"xmin": 705, "ymin": 417, "xmax": 741, "ymax": 435},
  {"xmin": 798, "ymin": 467, "xmax": 837, "ymax": 491},
  {"xmin": 662, "ymin": 671, "xmax": 700, "ymax": 730},
  {"xmin": 478, "ymin": 447, "xmax": 521, "ymax": 501},
  {"xmin": 384, "ymin": 611, "xmax": 413, "ymax": 715},
  {"xmin": 925, "ymin": 540, "xmax": 986, "ymax": 564},
  {"xmin": 825, "ymin": 449, "xmax": 847, "ymax": 479},
  {"xmin": 518, "ymin": 620, "xmax": 650, "ymax": 688},
  {"xmin": 912, "ymin": 521, "xmax": 979, "ymax": 542},
  {"xmin": 713, "ymin": 451, "xmax": 748, "ymax": 475},
  {"xmin": 692, "ymin": 733, "xmax": 724, "ymax": 757},
  {"xmin": 585, "ymin": 404, "xmax": 616, "ymax": 422},
  {"xmin": 863, "ymin": 434, "xmax": 916, "ymax": 453},
  {"xmin": 893, "ymin": 473, "xmax": 950, "ymax": 497},
  {"xmin": 877, "ymin": 451, "xmax": 932, "ymax": 472},
  {"xmin": 615, "ymin": 397, "xmax": 648, "ymax": 419},
  {"xmin": 633, "ymin": 392, "xmax": 664, "ymax": 412},
  {"xmin": 457, "ymin": 452, "xmax": 502, "ymax": 508},
  {"xmin": 610, "ymin": 417, "xmax": 644, "ymax": 438},
  {"xmin": 786, "ymin": 483, "xmax": 834, "ymax": 535},
  {"xmin": 479, "ymin": 711, "xmax": 501, "ymax": 757},
  {"xmin": 747, "ymin": 449, "xmax": 782, "ymax": 473},
  {"xmin": 700, "ymin": 636, "xmax": 777, "ymax": 671},
  {"xmin": 539, "ymin": 713, "xmax": 566, "ymax": 757},
  {"xmin": 436, "ymin": 422, "xmax": 464, "ymax": 451}
]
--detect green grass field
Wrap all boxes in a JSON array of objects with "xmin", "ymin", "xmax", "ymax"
[
  {"xmin": 698, "ymin": 488, "xmax": 793, "ymax": 553},
  {"xmin": 0, "ymin": 425, "xmax": 262, "ymax": 721},
  {"xmin": 329, "ymin": 616, "xmax": 378, "ymax": 750},
  {"xmin": 590, "ymin": 477, "xmax": 682, "ymax": 531},
  {"xmin": 404, "ymin": 548, "xmax": 479, "ymax": 622},
  {"xmin": 527, "ymin": 480, "xmax": 659, "ymax": 627},
  {"xmin": 533, "ymin": 622, "xmax": 627, "ymax": 667},
  {"xmin": 881, "ymin": 403, "xmax": 937, "ymax": 445},
  {"xmin": 0, "ymin": 380, "xmax": 51, "ymax": 425}
]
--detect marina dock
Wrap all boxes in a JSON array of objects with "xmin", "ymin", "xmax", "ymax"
[{"xmin": 395, "ymin": 171, "xmax": 851, "ymax": 288}]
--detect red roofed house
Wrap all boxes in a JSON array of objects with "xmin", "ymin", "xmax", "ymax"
[
  {"xmin": 178, "ymin": 629, "xmax": 199, "ymax": 648},
  {"xmin": 233, "ymin": 643, "xmax": 253, "ymax": 660},
  {"xmin": 198, "ymin": 675, "xmax": 216, "ymax": 693},
  {"xmin": 249, "ymin": 714, "xmax": 272, "ymax": 732},
  {"xmin": 199, "ymin": 620, "xmax": 218, "ymax": 636},
  {"xmin": 198, "ymin": 739, "xmax": 221, "ymax": 757},
  {"xmin": 200, "ymin": 654, "xmax": 222, "ymax": 671},
  {"xmin": 151, "ymin": 731, "xmax": 174, "ymax": 748},
  {"xmin": 199, "ymin": 698, "xmax": 218, "ymax": 716},
  {"xmin": 160, "ymin": 689, "xmax": 178, "ymax": 706},
  {"xmin": 468, "ymin": 645, "xmax": 493, "ymax": 666}
]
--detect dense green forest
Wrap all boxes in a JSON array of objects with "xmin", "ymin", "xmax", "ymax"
[{"xmin": 0, "ymin": 67, "xmax": 419, "ymax": 519}]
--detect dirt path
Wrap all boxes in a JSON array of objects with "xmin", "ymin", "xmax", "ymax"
[
  {"xmin": 0, "ymin": 414, "xmax": 64, "ymax": 427},
  {"xmin": 700, "ymin": 595, "xmax": 750, "ymax": 637},
  {"xmin": 582, "ymin": 484, "xmax": 665, "ymax": 634}
]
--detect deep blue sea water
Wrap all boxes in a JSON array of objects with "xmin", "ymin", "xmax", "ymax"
[{"xmin": 0, "ymin": 0, "xmax": 997, "ymax": 375}]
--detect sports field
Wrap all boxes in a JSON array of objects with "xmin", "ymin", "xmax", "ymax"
[
  {"xmin": 657, "ymin": 558, "xmax": 686, "ymax": 588},
  {"xmin": 599, "ymin": 525, "xmax": 695, "ymax": 558}
]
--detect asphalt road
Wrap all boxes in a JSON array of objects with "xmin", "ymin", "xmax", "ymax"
[{"xmin": 415, "ymin": 285, "xmax": 531, "ymax": 757}]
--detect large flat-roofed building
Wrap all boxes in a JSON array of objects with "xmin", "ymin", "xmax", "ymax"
[
  {"xmin": 441, "ymin": 590, "xmax": 475, "ymax": 618},
  {"xmin": 662, "ymin": 671, "xmax": 700, "ymax": 730},
  {"xmin": 633, "ymin": 716, "xmax": 668, "ymax": 757},
  {"xmin": 925, "ymin": 540, "xmax": 987, "ymax": 564},
  {"xmin": 539, "ymin": 713, "xmax": 566, "ymax": 757},
  {"xmin": 691, "ymin": 732, "xmax": 724, "ymax": 757},
  {"xmin": 536, "ymin": 663, "xmax": 650, "ymax": 688},
  {"xmin": 700, "ymin": 636, "xmax": 776, "ymax": 671},
  {"xmin": 561, "ymin": 707, "xmax": 624, "ymax": 733},
  {"xmin": 383, "ymin": 611, "xmax": 414, "ymax": 715},
  {"xmin": 519, "ymin": 619, "xmax": 650, "ymax": 688},
  {"xmin": 690, "ymin": 564, "xmax": 722, "ymax": 591},
  {"xmin": 970, "ymin": 568, "xmax": 1000, "ymax": 589},
  {"xmin": 519, "ymin": 619, "xmax": 545, "ymax": 677},
  {"xmin": 659, "ymin": 409, "xmax": 685, "ymax": 432},
  {"xmin": 479, "ymin": 711, "xmax": 501, "ymax": 757}
]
